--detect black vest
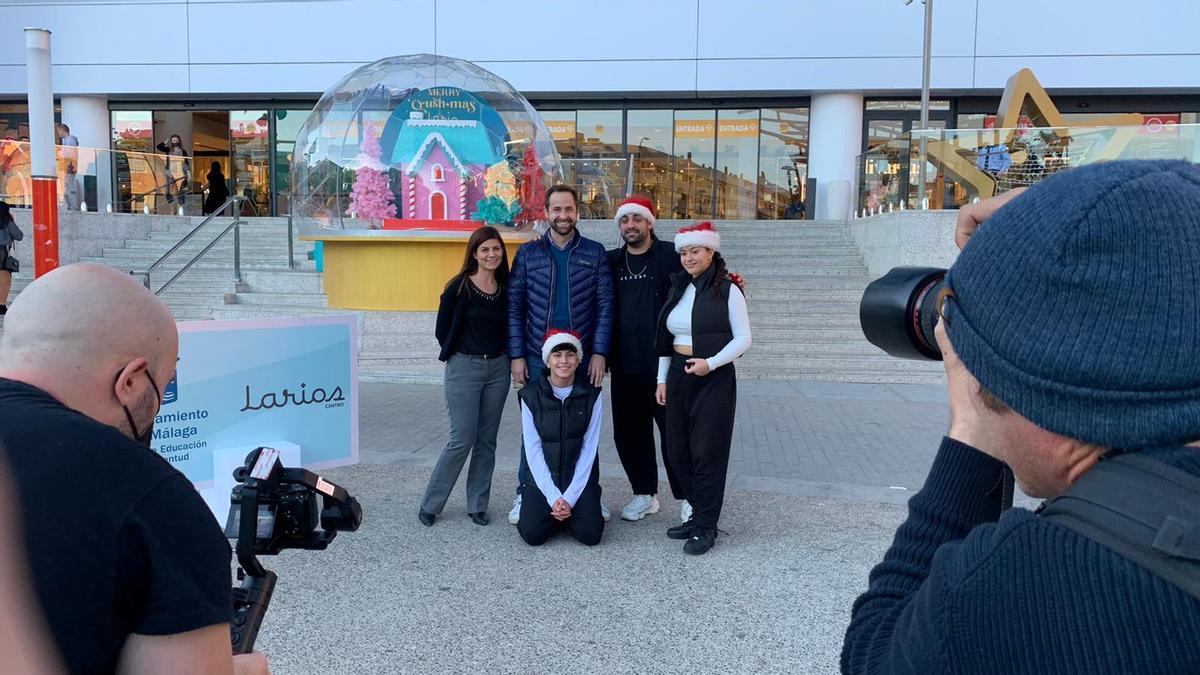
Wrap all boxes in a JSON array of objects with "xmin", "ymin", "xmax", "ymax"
[
  {"xmin": 518, "ymin": 375, "xmax": 602, "ymax": 491},
  {"xmin": 656, "ymin": 265, "xmax": 735, "ymax": 360}
]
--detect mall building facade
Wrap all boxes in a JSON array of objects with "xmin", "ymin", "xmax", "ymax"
[{"xmin": 0, "ymin": 0, "xmax": 1197, "ymax": 219}]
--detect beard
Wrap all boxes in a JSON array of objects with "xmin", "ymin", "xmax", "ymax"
[
  {"xmin": 621, "ymin": 228, "xmax": 648, "ymax": 246},
  {"xmin": 550, "ymin": 217, "xmax": 576, "ymax": 237}
]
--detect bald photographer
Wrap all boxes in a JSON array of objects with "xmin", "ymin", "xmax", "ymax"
[
  {"xmin": 843, "ymin": 161, "xmax": 1200, "ymax": 673},
  {"xmin": 0, "ymin": 264, "xmax": 268, "ymax": 674}
]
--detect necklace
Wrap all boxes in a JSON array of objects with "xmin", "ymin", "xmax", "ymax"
[{"xmin": 624, "ymin": 250, "xmax": 650, "ymax": 279}]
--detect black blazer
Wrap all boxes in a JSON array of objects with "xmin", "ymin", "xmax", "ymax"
[{"xmin": 435, "ymin": 275, "xmax": 507, "ymax": 362}]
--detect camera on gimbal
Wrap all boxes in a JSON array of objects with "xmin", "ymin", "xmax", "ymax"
[{"xmin": 223, "ymin": 447, "xmax": 363, "ymax": 653}]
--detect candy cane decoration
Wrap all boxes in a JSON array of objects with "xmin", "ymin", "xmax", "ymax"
[
  {"xmin": 459, "ymin": 178, "xmax": 467, "ymax": 219},
  {"xmin": 407, "ymin": 174, "xmax": 416, "ymax": 218}
]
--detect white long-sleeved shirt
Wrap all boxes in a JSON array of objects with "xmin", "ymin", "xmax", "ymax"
[
  {"xmin": 657, "ymin": 282, "xmax": 751, "ymax": 383},
  {"xmin": 521, "ymin": 384, "xmax": 603, "ymax": 508}
]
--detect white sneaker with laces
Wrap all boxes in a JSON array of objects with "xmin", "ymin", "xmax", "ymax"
[
  {"xmin": 508, "ymin": 493, "xmax": 522, "ymax": 525},
  {"xmin": 621, "ymin": 494, "xmax": 660, "ymax": 521},
  {"xmin": 680, "ymin": 500, "xmax": 693, "ymax": 523},
  {"xmin": 601, "ymin": 500, "xmax": 612, "ymax": 522}
]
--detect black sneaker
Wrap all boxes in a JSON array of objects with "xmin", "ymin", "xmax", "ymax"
[
  {"xmin": 418, "ymin": 511, "xmax": 436, "ymax": 527},
  {"xmin": 469, "ymin": 511, "xmax": 489, "ymax": 526},
  {"xmin": 683, "ymin": 527, "xmax": 717, "ymax": 555},
  {"xmin": 667, "ymin": 519, "xmax": 696, "ymax": 540}
]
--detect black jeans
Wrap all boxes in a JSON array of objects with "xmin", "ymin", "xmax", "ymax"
[
  {"xmin": 664, "ymin": 354, "xmax": 736, "ymax": 530},
  {"xmin": 611, "ymin": 371, "xmax": 683, "ymax": 498},
  {"xmin": 517, "ymin": 477, "xmax": 604, "ymax": 546}
]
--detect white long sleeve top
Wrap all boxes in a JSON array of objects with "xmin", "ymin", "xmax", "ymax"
[
  {"xmin": 521, "ymin": 384, "xmax": 603, "ymax": 508},
  {"xmin": 657, "ymin": 283, "xmax": 751, "ymax": 383}
]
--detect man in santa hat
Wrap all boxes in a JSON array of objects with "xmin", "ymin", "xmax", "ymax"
[
  {"xmin": 516, "ymin": 330, "xmax": 605, "ymax": 546},
  {"xmin": 606, "ymin": 196, "xmax": 688, "ymax": 524}
]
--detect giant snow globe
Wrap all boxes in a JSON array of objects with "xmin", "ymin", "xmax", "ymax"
[{"xmin": 291, "ymin": 54, "xmax": 562, "ymax": 231}]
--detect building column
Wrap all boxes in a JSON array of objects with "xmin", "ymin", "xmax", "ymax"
[
  {"xmin": 808, "ymin": 92, "xmax": 864, "ymax": 221},
  {"xmin": 60, "ymin": 95, "xmax": 111, "ymax": 210}
]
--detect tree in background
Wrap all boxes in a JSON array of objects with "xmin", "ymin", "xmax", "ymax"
[
  {"xmin": 513, "ymin": 144, "xmax": 546, "ymax": 228},
  {"xmin": 346, "ymin": 128, "xmax": 395, "ymax": 222}
]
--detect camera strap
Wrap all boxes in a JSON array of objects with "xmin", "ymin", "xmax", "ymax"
[{"xmin": 1037, "ymin": 452, "xmax": 1200, "ymax": 602}]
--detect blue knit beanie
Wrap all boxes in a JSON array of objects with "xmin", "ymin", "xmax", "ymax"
[{"xmin": 943, "ymin": 160, "xmax": 1200, "ymax": 449}]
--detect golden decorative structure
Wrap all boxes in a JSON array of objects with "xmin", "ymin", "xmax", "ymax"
[{"xmin": 924, "ymin": 68, "xmax": 1145, "ymax": 200}]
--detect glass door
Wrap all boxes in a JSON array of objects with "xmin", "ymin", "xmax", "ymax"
[{"xmin": 231, "ymin": 110, "xmax": 270, "ymax": 214}]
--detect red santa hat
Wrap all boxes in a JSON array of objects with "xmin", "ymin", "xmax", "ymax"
[
  {"xmin": 541, "ymin": 329, "xmax": 584, "ymax": 366},
  {"xmin": 613, "ymin": 196, "xmax": 656, "ymax": 226},
  {"xmin": 673, "ymin": 221, "xmax": 721, "ymax": 252}
]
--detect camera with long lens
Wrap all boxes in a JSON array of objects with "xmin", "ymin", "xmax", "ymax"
[
  {"xmin": 859, "ymin": 267, "xmax": 947, "ymax": 361},
  {"xmin": 223, "ymin": 447, "xmax": 363, "ymax": 654}
]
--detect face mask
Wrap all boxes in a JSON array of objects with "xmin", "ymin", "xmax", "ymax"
[{"xmin": 120, "ymin": 370, "xmax": 161, "ymax": 447}]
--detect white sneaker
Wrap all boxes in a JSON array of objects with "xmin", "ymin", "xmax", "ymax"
[
  {"xmin": 508, "ymin": 493, "xmax": 522, "ymax": 525},
  {"xmin": 680, "ymin": 500, "xmax": 693, "ymax": 523},
  {"xmin": 601, "ymin": 500, "xmax": 611, "ymax": 522},
  {"xmin": 621, "ymin": 494, "xmax": 660, "ymax": 521}
]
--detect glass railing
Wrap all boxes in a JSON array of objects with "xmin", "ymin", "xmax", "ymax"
[
  {"xmin": 561, "ymin": 157, "xmax": 629, "ymax": 219},
  {"xmin": 857, "ymin": 123, "xmax": 1200, "ymax": 213},
  {"xmin": 0, "ymin": 140, "xmax": 237, "ymax": 216}
]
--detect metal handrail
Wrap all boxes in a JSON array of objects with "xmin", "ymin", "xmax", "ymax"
[
  {"xmin": 151, "ymin": 218, "xmax": 245, "ymax": 296},
  {"xmin": 131, "ymin": 194, "xmax": 246, "ymax": 293}
]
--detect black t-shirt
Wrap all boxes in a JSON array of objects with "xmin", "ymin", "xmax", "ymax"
[
  {"xmin": 0, "ymin": 378, "xmax": 232, "ymax": 675},
  {"xmin": 456, "ymin": 280, "xmax": 506, "ymax": 356},
  {"xmin": 612, "ymin": 250, "xmax": 660, "ymax": 374}
]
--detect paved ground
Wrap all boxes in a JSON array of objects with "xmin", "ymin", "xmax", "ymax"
[{"xmin": 251, "ymin": 378, "xmax": 960, "ymax": 674}]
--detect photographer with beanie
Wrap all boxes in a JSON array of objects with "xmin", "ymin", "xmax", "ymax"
[
  {"xmin": 655, "ymin": 222, "xmax": 751, "ymax": 555},
  {"xmin": 842, "ymin": 161, "xmax": 1200, "ymax": 674}
]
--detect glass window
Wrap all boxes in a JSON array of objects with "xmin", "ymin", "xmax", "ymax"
[
  {"xmin": 540, "ymin": 110, "xmax": 577, "ymax": 159},
  {"xmin": 273, "ymin": 109, "xmax": 311, "ymax": 215},
  {"xmin": 672, "ymin": 110, "xmax": 715, "ymax": 220},
  {"xmin": 715, "ymin": 109, "xmax": 759, "ymax": 220},
  {"xmin": 627, "ymin": 110, "xmax": 673, "ymax": 217},
  {"xmin": 231, "ymin": 110, "xmax": 270, "ymax": 214},
  {"xmin": 0, "ymin": 104, "xmax": 30, "ymax": 143},
  {"xmin": 576, "ymin": 110, "xmax": 623, "ymax": 159},
  {"xmin": 866, "ymin": 100, "xmax": 950, "ymax": 111},
  {"xmin": 759, "ymin": 108, "xmax": 808, "ymax": 220},
  {"xmin": 574, "ymin": 110, "xmax": 624, "ymax": 218}
]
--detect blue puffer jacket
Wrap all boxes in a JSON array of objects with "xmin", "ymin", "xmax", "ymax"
[{"xmin": 507, "ymin": 229, "xmax": 614, "ymax": 360}]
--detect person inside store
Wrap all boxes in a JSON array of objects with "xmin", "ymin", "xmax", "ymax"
[
  {"xmin": 156, "ymin": 133, "xmax": 190, "ymax": 205},
  {"xmin": 516, "ymin": 330, "xmax": 606, "ymax": 547},
  {"xmin": 0, "ymin": 263, "xmax": 269, "ymax": 674},
  {"xmin": 654, "ymin": 222, "xmax": 751, "ymax": 555},
  {"xmin": 841, "ymin": 161, "xmax": 1200, "ymax": 673},
  {"xmin": 203, "ymin": 161, "xmax": 231, "ymax": 215},
  {"xmin": 419, "ymin": 226, "xmax": 511, "ymax": 527}
]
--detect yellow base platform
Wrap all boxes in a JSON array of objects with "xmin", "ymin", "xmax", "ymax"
[{"xmin": 300, "ymin": 230, "xmax": 535, "ymax": 311}]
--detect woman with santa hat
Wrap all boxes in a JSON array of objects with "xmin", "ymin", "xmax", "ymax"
[{"xmin": 654, "ymin": 221, "xmax": 751, "ymax": 555}]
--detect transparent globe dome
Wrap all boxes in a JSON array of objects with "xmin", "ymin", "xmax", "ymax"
[{"xmin": 290, "ymin": 53, "xmax": 562, "ymax": 230}]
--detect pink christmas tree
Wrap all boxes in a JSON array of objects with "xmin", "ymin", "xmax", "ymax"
[{"xmin": 346, "ymin": 128, "xmax": 396, "ymax": 222}]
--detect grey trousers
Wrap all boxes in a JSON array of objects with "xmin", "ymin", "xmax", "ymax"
[{"xmin": 420, "ymin": 354, "xmax": 511, "ymax": 515}]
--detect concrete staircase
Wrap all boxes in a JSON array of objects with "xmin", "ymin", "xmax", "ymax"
[
  {"xmin": 3, "ymin": 214, "xmax": 311, "ymax": 322},
  {"xmin": 3, "ymin": 215, "xmax": 944, "ymax": 385}
]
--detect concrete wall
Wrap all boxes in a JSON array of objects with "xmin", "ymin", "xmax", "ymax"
[
  {"xmin": 848, "ymin": 210, "xmax": 960, "ymax": 277},
  {"xmin": 0, "ymin": 1, "xmax": 1196, "ymax": 96}
]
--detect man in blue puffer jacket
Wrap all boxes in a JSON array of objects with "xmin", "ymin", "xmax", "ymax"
[{"xmin": 506, "ymin": 184, "xmax": 614, "ymax": 525}]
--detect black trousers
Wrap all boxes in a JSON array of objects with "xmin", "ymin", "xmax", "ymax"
[
  {"xmin": 665, "ymin": 354, "xmax": 736, "ymax": 530},
  {"xmin": 518, "ymin": 477, "xmax": 605, "ymax": 546},
  {"xmin": 610, "ymin": 372, "xmax": 683, "ymax": 498}
]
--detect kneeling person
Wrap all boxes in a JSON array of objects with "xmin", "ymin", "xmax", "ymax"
[{"xmin": 517, "ymin": 331, "xmax": 605, "ymax": 546}]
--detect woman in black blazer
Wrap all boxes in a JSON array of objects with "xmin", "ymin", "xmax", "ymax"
[{"xmin": 419, "ymin": 226, "xmax": 511, "ymax": 527}]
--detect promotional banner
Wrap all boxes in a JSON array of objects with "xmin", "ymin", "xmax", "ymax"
[{"xmin": 152, "ymin": 315, "xmax": 359, "ymax": 499}]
